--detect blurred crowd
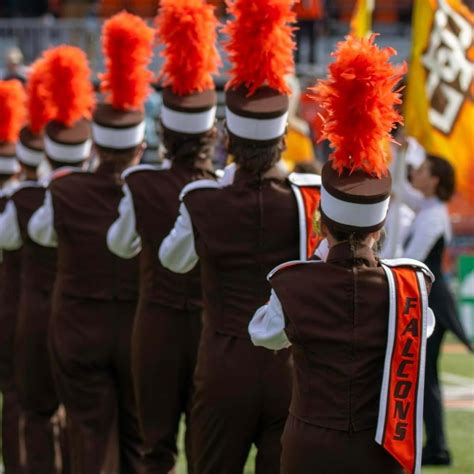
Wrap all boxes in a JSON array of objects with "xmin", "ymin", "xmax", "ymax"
[{"xmin": 0, "ymin": 0, "xmax": 416, "ymax": 20}]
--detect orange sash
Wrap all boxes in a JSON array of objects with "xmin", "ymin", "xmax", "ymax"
[
  {"xmin": 291, "ymin": 180, "xmax": 321, "ymax": 260},
  {"xmin": 377, "ymin": 265, "xmax": 429, "ymax": 474}
]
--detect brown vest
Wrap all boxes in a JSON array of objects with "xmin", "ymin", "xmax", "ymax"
[
  {"xmin": 270, "ymin": 242, "xmax": 389, "ymax": 432},
  {"xmin": 50, "ymin": 168, "xmax": 139, "ymax": 301},
  {"xmin": 125, "ymin": 162, "xmax": 215, "ymax": 310},
  {"xmin": 12, "ymin": 183, "xmax": 57, "ymax": 292},
  {"xmin": 184, "ymin": 167, "xmax": 300, "ymax": 338}
]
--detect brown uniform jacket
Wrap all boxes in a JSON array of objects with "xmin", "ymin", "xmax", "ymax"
[
  {"xmin": 50, "ymin": 168, "xmax": 139, "ymax": 301},
  {"xmin": 125, "ymin": 162, "xmax": 215, "ymax": 310},
  {"xmin": 270, "ymin": 243, "xmax": 392, "ymax": 432},
  {"xmin": 12, "ymin": 183, "xmax": 57, "ymax": 292},
  {"xmin": 183, "ymin": 166, "xmax": 300, "ymax": 339}
]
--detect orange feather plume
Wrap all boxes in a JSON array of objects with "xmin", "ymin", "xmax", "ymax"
[
  {"xmin": 312, "ymin": 34, "xmax": 406, "ymax": 178},
  {"xmin": 223, "ymin": 0, "xmax": 296, "ymax": 96},
  {"xmin": 43, "ymin": 45, "xmax": 95, "ymax": 127},
  {"xmin": 156, "ymin": 0, "xmax": 220, "ymax": 96},
  {"xmin": 27, "ymin": 58, "xmax": 53, "ymax": 134},
  {"xmin": 0, "ymin": 80, "xmax": 27, "ymax": 143},
  {"xmin": 100, "ymin": 11, "xmax": 154, "ymax": 110}
]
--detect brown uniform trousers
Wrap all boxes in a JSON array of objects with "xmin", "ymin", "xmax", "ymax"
[
  {"xmin": 0, "ymin": 194, "xmax": 23, "ymax": 474},
  {"xmin": 270, "ymin": 243, "xmax": 406, "ymax": 474},
  {"xmin": 47, "ymin": 167, "xmax": 143, "ymax": 474},
  {"xmin": 125, "ymin": 162, "xmax": 214, "ymax": 473},
  {"xmin": 12, "ymin": 183, "xmax": 68, "ymax": 474},
  {"xmin": 182, "ymin": 167, "xmax": 300, "ymax": 473}
]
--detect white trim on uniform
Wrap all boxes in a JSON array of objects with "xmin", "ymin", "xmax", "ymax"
[
  {"xmin": 225, "ymin": 107, "xmax": 288, "ymax": 141},
  {"xmin": 121, "ymin": 161, "xmax": 171, "ymax": 180},
  {"xmin": 44, "ymin": 135, "xmax": 92, "ymax": 162},
  {"xmin": 291, "ymin": 184, "xmax": 307, "ymax": 261},
  {"xmin": 179, "ymin": 179, "xmax": 220, "ymax": 201},
  {"xmin": 288, "ymin": 172, "xmax": 321, "ymax": 187},
  {"xmin": 321, "ymin": 184, "xmax": 390, "ymax": 228},
  {"xmin": 376, "ymin": 264, "xmax": 397, "ymax": 444},
  {"xmin": 16, "ymin": 141, "xmax": 44, "ymax": 167},
  {"xmin": 161, "ymin": 104, "xmax": 216, "ymax": 134},
  {"xmin": 92, "ymin": 121, "xmax": 146, "ymax": 149},
  {"xmin": 415, "ymin": 270, "xmax": 429, "ymax": 474},
  {"xmin": 380, "ymin": 258, "xmax": 435, "ymax": 283},
  {"xmin": 267, "ymin": 259, "xmax": 322, "ymax": 281},
  {"xmin": 0, "ymin": 157, "xmax": 20, "ymax": 174}
]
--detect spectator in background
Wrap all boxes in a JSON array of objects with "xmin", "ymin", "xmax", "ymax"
[
  {"xmin": 402, "ymin": 153, "xmax": 473, "ymax": 466},
  {"xmin": 294, "ymin": 0, "xmax": 323, "ymax": 65},
  {"xmin": 281, "ymin": 75, "xmax": 316, "ymax": 172},
  {"xmin": 3, "ymin": 48, "xmax": 27, "ymax": 83}
]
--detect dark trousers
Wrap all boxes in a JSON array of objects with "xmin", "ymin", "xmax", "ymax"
[
  {"xmin": 1, "ymin": 382, "xmax": 23, "ymax": 474},
  {"xmin": 15, "ymin": 287, "xmax": 69, "ymax": 474},
  {"xmin": 132, "ymin": 302, "xmax": 202, "ymax": 474},
  {"xmin": 49, "ymin": 295, "xmax": 144, "ymax": 474},
  {"xmin": 281, "ymin": 415, "xmax": 404, "ymax": 473},
  {"xmin": 295, "ymin": 20, "xmax": 318, "ymax": 64},
  {"xmin": 0, "ymin": 284, "xmax": 23, "ymax": 473},
  {"xmin": 191, "ymin": 326, "xmax": 292, "ymax": 474},
  {"xmin": 423, "ymin": 322, "xmax": 449, "ymax": 455}
]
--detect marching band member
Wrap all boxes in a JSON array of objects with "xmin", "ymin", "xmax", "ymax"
[
  {"xmin": 28, "ymin": 20, "xmax": 153, "ymax": 471},
  {"xmin": 159, "ymin": 0, "xmax": 321, "ymax": 471},
  {"xmin": 0, "ymin": 78, "xmax": 26, "ymax": 474},
  {"xmin": 405, "ymin": 153, "xmax": 473, "ymax": 466},
  {"xmin": 249, "ymin": 35, "xmax": 436, "ymax": 474},
  {"xmin": 107, "ymin": 1, "xmax": 219, "ymax": 471},
  {"xmin": 0, "ymin": 58, "xmax": 70, "ymax": 473}
]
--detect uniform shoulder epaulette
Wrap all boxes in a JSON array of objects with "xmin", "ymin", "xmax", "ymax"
[
  {"xmin": 50, "ymin": 166, "xmax": 86, "ymax": 182},
  {"xmin": 180, "ymin": 179, "xmax": 220, "ymax": 201},
  {"xmin": 267, "ymin": 258, "xmax": 322, "ymax": 281},
  {"xmin": 288, "ymin": 172, "xmax": 321, "ymax": 187},
  {"xmin": 121, "ymin": 161, "xmax": 171, "ymax": 180},
  {"xmin": 381, "ymin": 258, "xmax": 435, "ymax": 282}
]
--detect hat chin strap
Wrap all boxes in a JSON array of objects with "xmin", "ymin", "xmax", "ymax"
[
  {"xmin": 92, "ymin": 121, "xmax": 146, "ymax": 149},
  {"xmin": 320, "ymin": 184, "xmax": 390, "ymax": 229},
  {"xmin": 161, "ymin": 105, "xmax": 216, "ymax": 134}
]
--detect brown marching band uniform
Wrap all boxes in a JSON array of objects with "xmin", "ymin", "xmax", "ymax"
[
  {"xmin": 11, "ymin": 181, "xmax": 67, "ymax": 474},
  {"xmin": 0, "ymin": 192, "xmax": 23, "ymax": 474},
  {"xmin": 177, "ymin": 166, "xmax": 301, "ymax": 473},
  {"xmin": 124, "ymin": 161, "xmax": 215, "ymax": 473},
  {"xmin": 270, "ymin": 243, "xmax": 405, "ymax": 474},
  {"xmin": 45, "ymin": 167, "xmax": 143, "ymax": 473}
]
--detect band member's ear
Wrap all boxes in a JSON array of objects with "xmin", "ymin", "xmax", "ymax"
[{"xmin": 372, "ymin": 229, "xmax": 382, "ymax": 243}]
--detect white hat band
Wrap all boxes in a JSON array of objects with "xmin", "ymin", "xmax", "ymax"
[
  {"xmin": 161, "ymin": 104, "xmax": 216, "ymax": 134},
  {"xmin": 321, "ymin": 184, "xmax": 390, "ymax": 228},
  {"xmin": 92, "ymin": 120, "xmax": 146, "ymax": 149},
  {"xmin": 0, "ymin": 157, "xmax": 20, "ymax": 174},
  {"xmin": 225, "ymin": 107, "xmax": 288, "ymax": 141},
  {"xmin": 16, "ymin": 141, "xmax": 44, "ymax": 167},
  {"xmin": 45, "ymin": 135, "xmax": 92, "ymax": 162}
]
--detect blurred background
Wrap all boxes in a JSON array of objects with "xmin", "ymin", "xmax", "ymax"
[{"xmin": 0, "ymin": 1, "xmax": 473, "ymax": 472}]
